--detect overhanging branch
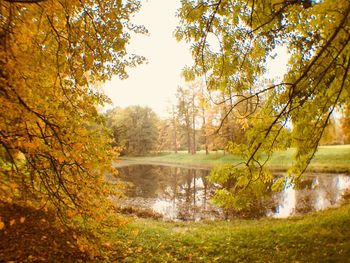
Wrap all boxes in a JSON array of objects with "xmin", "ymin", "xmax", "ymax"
[{"xmin": 4, "ymin": 0, "xmax": 47, "ymax": 3}]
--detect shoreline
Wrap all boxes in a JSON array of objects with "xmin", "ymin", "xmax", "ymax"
[{"xmin": 116, "ymin": 156, "xmax": 350, "ymax": 174}]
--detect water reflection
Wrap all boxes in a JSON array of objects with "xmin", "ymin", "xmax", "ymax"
[
  {"xmin": 274, "ymin": 184, "xmax": 296, "ymax": 218},
  {"xmin": 273, "ymin": 174, "xmax": 350, "ymax": 218},
  {"xmin": 114, "ymin": 164, "xmax": 222, "ymax": 221},
  {"xmin": 111, "ymin": 164, "xmax": 350, "ymax": 221}
]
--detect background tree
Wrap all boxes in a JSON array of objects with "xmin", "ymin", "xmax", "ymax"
[
  {"xmin": 195, "ymin": 88, "xmax": 248, "ymax": 153},
  {"xmin": 106, "ymin": 106, "xmax": 159, "ymax": 156},
  {"xmin": 172, "ymin": 105, "xmax": 179, "ymax": 153},
  {"xmin": 341, "ymin": 106, "xmax": 350, "ymax": 144},
  {"xmin": 156, "ymin": 114, "xmax": 181, "ymax": 153},
  {"xmin": 197, "ymin": 79, "xmax": 210, "ymax": 154},
  {"xmin": 156, "ymin": 119, "xmax": 173, "ymax": 152},
  {"xmin": 176, "ymin": 0, "xmax": 350, "ymax": 209},
  {"xmin": 106, "ymin": 107, "xmax": 128, "ymax": 150},
  {"xmin": 176, "ymin": 85, "xmax": 197, "ymax": 154},
  {"xmin": 319, "ymin": 116, "xmax": 342, "ymax": 145}
]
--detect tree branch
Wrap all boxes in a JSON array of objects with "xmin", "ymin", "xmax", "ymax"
[{"xmin": 4, "ymin": 0, "xmax": 47, "ymax": 3}]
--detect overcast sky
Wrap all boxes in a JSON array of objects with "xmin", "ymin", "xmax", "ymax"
[
  {"xmin": 102, "ymin": 0, "xmax": 289, "ymax": 118},
  {"xmin": 103, "ymin": 0, "xmax": 192, "ymax": 117}
]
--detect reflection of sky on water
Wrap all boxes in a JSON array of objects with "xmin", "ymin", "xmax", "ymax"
[
  {"xmin": 274, "ymin": 184, "xmax": 296, "ymax": 218},
  {"xmin": 314, "ymin": 177, "xmax": 333, "ymax": 211},
  {"xmin": 152, "ymin": 199, "xmax": 178, "ymax": 220},
  {"xmin": 336, "ymin": 175, "xmax": 350, "ymax": 198},
  {"xmin": 274, "ymin": 174, "xmax": 350, "ymax": 218}
]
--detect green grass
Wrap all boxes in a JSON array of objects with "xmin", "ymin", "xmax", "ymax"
[
  {"xmin": 105, "ymin": 204, "xmax": 350, "ymax": 262},
  {"xmin": 120, "ymin": 145, "xmax": 350, "ymax": 173},
  {"xmin": 109, "ymin": 145, "xmax": 350, "ymax": 262}
]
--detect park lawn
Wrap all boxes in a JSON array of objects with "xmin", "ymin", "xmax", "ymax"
[
  {"xmin": 107, "ymin": 145, "xmax": 350, "ymax": 262},
  {"xmin": 120, "ymin": 145, "xmax": 350, "ymax": 173},
  {"xmin": 105, "ymin": 204, "xmax": 350, "ymax": 262}
]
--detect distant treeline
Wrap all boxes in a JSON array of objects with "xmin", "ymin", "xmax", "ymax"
[{"xmin": 105, "ymin": 82, "xmax": 350, "ymax": 156}]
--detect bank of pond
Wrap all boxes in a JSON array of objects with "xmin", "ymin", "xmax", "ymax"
[
  {"xmin": 108, "ymin": 203, "xmax": 350, "ymax": 262},
  {"xmin": 108, "ymin": 163, "xmax": 350, "ymax": 222},
  {"xmin": 119, "ymin": 145, "xmax": 350, "ymax": 174}
]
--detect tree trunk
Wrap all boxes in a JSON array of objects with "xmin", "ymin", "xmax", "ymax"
[
  {"xmin": 186, "ymin": 120, "xmax": 191, "ymax": 154},
  {"xmin": 201, "ymin": 86, "xmax": 209, "ymax": 155},
  {"xmin": 172, "ymin": 105, "xmax": 178, "ymax": 153},
  {"xmin": 192, "ymin": 92, "xmax": 196, "ymax": 155}
]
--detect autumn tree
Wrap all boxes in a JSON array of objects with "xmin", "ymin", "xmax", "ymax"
[
  {"xmin": 177, "ymin": 0, "xmax": 350, "ymax": 209},
  {"xmin": 157, "ymin": 115, "xmax": 181, "ymax": 153},
  {"xmin": 197, "ymin": 79, "xmax": 210, "ymax": 154},
  {"xmin": 319, "ymin": 116, "xmax": 342, "ymax": 145},
  {"xmin": 172, "ymin": 105, "xmax": 179, "ymax": 153},
  {"xmin": 341, "ymin": 106, "xmax": 350, "ymax": 144},
  {"xmin": 209, "ymin": 89, "xmax": 249, "ymax": 153},
  {"xmin": 154, "ymin": 105, "xmax": 181, "ymax": 153},
  {"xmin": 175, "ymin": 78, "xmax": 247, "ymax": 154},
  {"xmin": 0, "ymin": 0, "xmax": 145, "ymax": 244},
  {"xmin": 156, "ymin": 119, "xmax": 172, "ymax": 152}
]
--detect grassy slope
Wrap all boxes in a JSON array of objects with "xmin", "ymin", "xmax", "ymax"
[
  {"xmin": 121, "ymin": 145, "xmax": 350, "ymax": 173},
  {"xmin": 106, "ymin": 204, "xmax": 350, "ymax": 262}
]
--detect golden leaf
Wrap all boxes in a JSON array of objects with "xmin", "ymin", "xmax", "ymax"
[
  {"xmin": 131, "ymin": 229, "xmax": 139, "ymax": 236},
  {"xmin": 0, "ymin": 220, "xmax": 5, "ymax": 230}
]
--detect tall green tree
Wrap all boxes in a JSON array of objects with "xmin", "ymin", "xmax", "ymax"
[
  {"xmin": 176, "ymin": 85, "xmax": 197, "ymax": 154},
  {"xmin": 106, "ymin": 106, "xmax": 159, "ymax": 155},
  {"xmin": 177, "ymin": 0, "xmax": 350, "ymax": 209}
]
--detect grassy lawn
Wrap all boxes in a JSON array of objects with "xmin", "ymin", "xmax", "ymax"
[
  {"xmin": 107, "ymin": 145, "xmax": 350, "ymax": 262},
  {"xmin": 105, "ymin": 204, "xmax": 350, "ymax": 262},
  {"xmin": 120, "ymin": 145, "xmax": 350, "ymax": 173}
]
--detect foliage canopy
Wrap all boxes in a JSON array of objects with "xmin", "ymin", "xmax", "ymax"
[
  {"xmin": 177, "ymin": 0, "xmax": 350, "ymax": 208},
  {"xmin": 0, "ymin": 0, "xmax": 145, "ymax": 237}
]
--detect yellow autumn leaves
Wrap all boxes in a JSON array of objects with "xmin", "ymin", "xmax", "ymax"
[
  {"xmin": 0, "ymin": 217, "xmax": 26, "ymax": 230},
  {"xmin": 0, "ymin": 0, "xmax": 145, "ymax": 246}
]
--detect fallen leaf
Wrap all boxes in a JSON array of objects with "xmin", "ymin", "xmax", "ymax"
[
  {"xmin": 10, "ymin": 219, "xmax": 15, "ymax": 226},
  {"xmin": 132, "ymin": 229, "xmax": 139, "ymax": 236},
  {"xmin": 0, "ymin": 221, "xmax": 5, "ymax": 230}
]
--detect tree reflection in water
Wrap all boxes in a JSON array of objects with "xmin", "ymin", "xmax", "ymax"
[{"xmin": 113, "ymin": 164, "xmax": 350, "ymax": 221}]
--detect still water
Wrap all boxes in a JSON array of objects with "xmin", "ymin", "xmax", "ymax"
[{"xmin": 110, "ymin": 163, "xmax": 350, "ymax": 221}]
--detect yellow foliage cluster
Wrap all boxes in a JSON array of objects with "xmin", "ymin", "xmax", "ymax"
[{"xmin": 0, "ymin": 0, "xmax": 144, "ymax": 243}]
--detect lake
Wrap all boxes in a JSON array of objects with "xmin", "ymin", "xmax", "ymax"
[{"xmin": 109, "ymin": 163, "xmax": 350, "ymax": 221}]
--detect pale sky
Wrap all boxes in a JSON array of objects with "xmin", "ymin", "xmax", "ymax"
[
  {"xmin": 102, "ymin": 0, "xmax": 289, "ymax": 118},
  {"xmin": 103, "ymin": 0, "xmax": 192, "ymax": 117}
]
